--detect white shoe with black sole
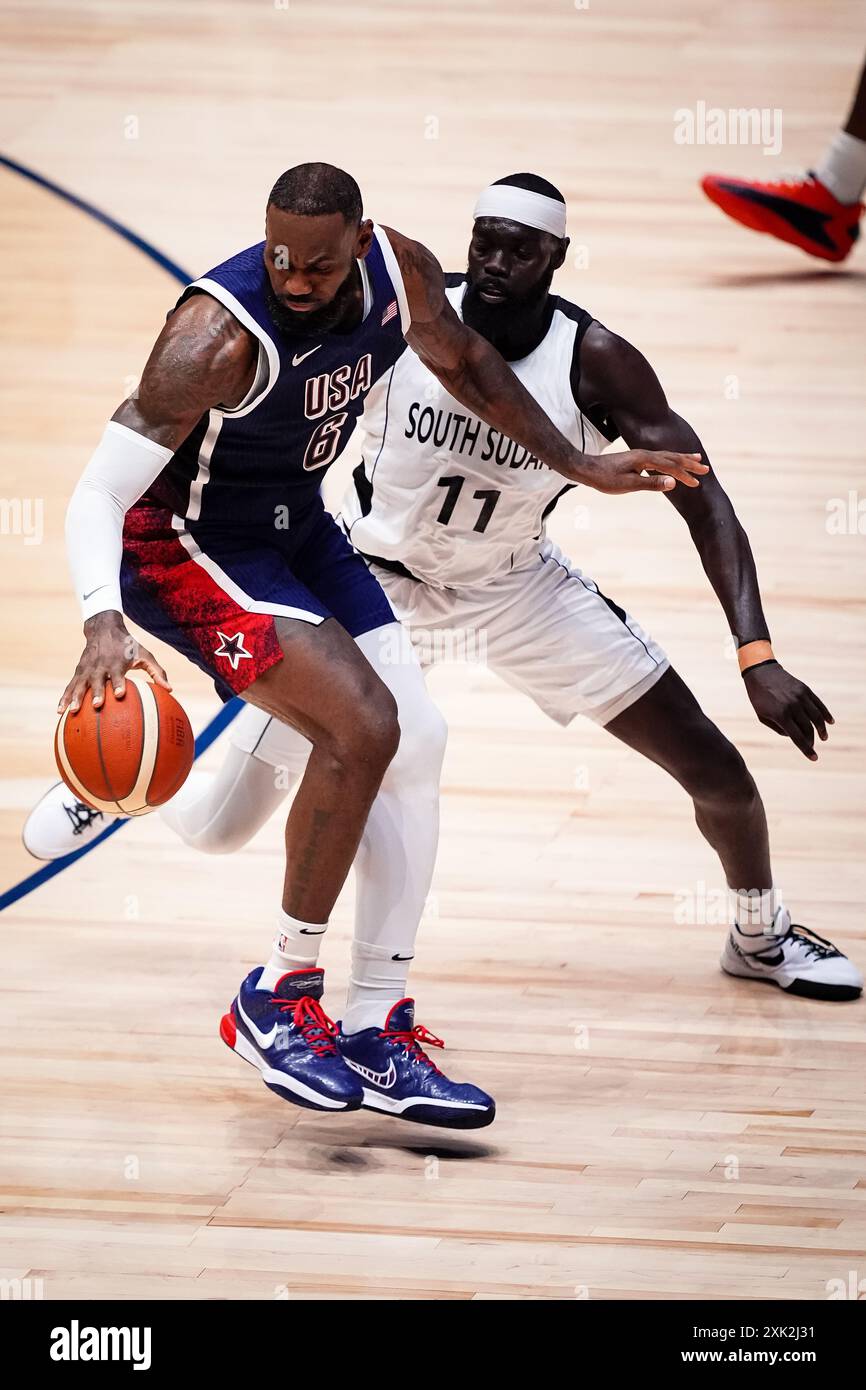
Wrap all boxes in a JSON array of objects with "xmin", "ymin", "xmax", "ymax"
[
  {"xmin": 721, "ymin": 923, "xmax": 863, "ymax": 1001},
  {"xmin": 22, "ymin": 781, "xmax": 124, "ymax": 861}
]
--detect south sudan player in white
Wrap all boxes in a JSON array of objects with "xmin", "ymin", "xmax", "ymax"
[
  {"xmin": 339, "ymin": 177, "xmax": 862, "ymax": 1003},
  {"xmin": 29, "ymin": 172, "xmax": 861, "ymax": 1065}
]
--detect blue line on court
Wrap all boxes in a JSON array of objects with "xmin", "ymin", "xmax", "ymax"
[
  {"xmin": 0, "ymin": 154, "xmax": 243, "ymax": 912},
  {"xmin": 0, "ymin": 702, "xmax": 240, "ymax": 913},
  {"xmin": 0, "ymin": 154, "xmax": 192, "ymax": 283}
]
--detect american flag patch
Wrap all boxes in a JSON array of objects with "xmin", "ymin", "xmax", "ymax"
[{"xmin": 381, "ymin": 299, "xmax": 398, "ymax": 326}]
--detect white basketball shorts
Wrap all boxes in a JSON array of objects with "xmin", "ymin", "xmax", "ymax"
[{"xmin": 365, "ymin": 536, "xmax": 669, "ymax": 727}]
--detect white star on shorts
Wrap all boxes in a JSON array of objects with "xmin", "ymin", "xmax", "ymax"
[{"xmin": 213, "ymin": 629, "xmax": 253, "ymax": 670}]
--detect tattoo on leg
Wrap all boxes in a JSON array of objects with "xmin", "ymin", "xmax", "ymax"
[{"xmin": 290, "ymin": 807, "xmax": 333, "ymax": 892}]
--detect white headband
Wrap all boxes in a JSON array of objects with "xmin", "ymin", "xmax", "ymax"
[{"xmin": 473, "ymin": 183, "xmax": 567, "ymax": 238}]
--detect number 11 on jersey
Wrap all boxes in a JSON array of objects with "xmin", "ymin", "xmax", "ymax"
[{"xmin": 436, "ymin": 474, "xmax": 501, "ymax": 533}]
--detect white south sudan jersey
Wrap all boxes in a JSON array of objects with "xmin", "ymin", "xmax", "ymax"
[{"xmin": 341, "ymin": 277, "xmax": 616, "ymax": 589}]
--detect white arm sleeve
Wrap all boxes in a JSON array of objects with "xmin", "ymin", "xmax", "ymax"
[{"xmin": 65, "ymin": 420, "xmax": 174, "ymax": 622}]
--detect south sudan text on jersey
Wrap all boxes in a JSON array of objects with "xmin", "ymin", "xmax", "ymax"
[
  {"xmin": 344, "ymin": 280, "xmax": 615, "ymax": 589},
  {"xmin": 405, "ymin": 401, "xmax": 546, "ymax": 471}
]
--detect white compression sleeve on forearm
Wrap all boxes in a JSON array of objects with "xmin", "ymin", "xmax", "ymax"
[{"xmin": 65, "ymin": 421, "xmax": 174, "ymax": 622}]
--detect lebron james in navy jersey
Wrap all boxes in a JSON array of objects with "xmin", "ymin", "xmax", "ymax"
[
  {"xmin": 121, "ymin": 223, "xmax": 411, "ymax": 701},
  {"xmin": 49, "ymin": 164, "xmax": 707, "ymax": 1123}
]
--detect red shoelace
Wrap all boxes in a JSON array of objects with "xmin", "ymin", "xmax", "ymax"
[
  {"xmin": 382, "ymin": 1023, "xmax": 446, "ymax": 1074},
  {"xmin": 271, "ymin": 994, "xmax": 338, "ymax": 1056}
]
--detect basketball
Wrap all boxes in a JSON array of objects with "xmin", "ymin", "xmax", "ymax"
[{"xmin": 54, "ymin": 672, "xmax": 194, "ymax": 816}]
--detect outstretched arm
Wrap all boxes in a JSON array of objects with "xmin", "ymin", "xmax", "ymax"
[
  {"xmin": 382, "ymin": 227, "xmax": 707, "ymax": 497},
  {"xmin": 577, "ymin": 323, "xmax": 832, "ymax": 759}
]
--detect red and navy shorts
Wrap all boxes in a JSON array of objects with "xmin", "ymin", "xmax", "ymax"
[{"xmin": 120, "ymin": 496, "xmax": 395, "ymax": 702}]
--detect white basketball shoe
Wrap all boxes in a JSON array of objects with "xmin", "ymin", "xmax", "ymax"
[
  {"xmin": 721, "ymin": 919, "xmax": 863, "ymax": 1001},
  {"xmin": 22, "ymin": 781, "xmax": 125, "ymax": 861}
]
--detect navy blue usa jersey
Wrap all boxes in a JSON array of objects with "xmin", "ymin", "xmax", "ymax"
[{"xmin": 146, "ymin": 226, "xmax": 409, "ymax": 530}]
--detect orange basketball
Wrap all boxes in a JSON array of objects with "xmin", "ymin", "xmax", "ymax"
[{"xmin": 54, "ymin": 672, "xmax": 195, "ymax": 816}]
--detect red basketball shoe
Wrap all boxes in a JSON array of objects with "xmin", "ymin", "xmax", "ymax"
[{"xmin": 701, "ymin": 171, "xmax": 863, "ymax": 263}]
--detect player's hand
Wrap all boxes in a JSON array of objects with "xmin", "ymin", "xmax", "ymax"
[
  {"xmin": 58, "ymin": 610, "xmax": 171, "ymax": 715},
  {"xmin": 577, "ymin": 450, "xmax": 708, "ymax": 494},
  {"xmin": 744, "ymin": 662, "xmax": 833, "ymax": 761}
]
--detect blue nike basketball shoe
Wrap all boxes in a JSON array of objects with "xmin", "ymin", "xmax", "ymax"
[
  {"xmin": 337, "ymin": 999, "xmax": 495, "ymax": 1129},
  {"xmin": 220, "ymin": 967, "xmax": 363, "ymax": 1112}
]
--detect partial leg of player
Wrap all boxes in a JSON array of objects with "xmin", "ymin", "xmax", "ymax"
[
  {"xmin": 605, "ymin": 668, "xmax": 863, "ymax": 1001},
  {"xmin": 701, "ymin": 54, "xmax": 866, "ymax": 262},
  {"xmin": 218, "ymin": 624, "xmax": 495, "ymax": 1129},
  {"xmin": 217, "ymin": 613, "xmax": 407, "ymax": 1112}
]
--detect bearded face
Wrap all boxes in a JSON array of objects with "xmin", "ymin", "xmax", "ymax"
[
  {"xmin": 461, "ymin": 261, "xmax": 556, "ymax": 354},
  {"xmin": 265, "ymin": 263, "xmax": 362, "ymax": 341}
]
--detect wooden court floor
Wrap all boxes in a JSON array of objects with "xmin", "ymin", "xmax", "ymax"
[{"xmin": 0, "ymin": 1, "xmax": 864, "ymax": 1300}]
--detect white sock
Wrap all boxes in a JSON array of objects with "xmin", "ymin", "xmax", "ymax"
[
  {"xmin": 730, "ymin": 888, "xmax": 790, "ymax": 953},
  {"xmin": 343, "ymin": 938, "xmax": 412, "ymax": 1033},
  {"xmin": 815, "ymin": 130, "xmax": 866, "ymax": 204},
  {"xmin": 259, "ymin": 909, "xmax": 328, "ymax": 991}
]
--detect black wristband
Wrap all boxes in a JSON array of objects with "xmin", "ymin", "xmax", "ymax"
[{"xmin": 741, "ymin": 658, "xmax": 778, "ymax": 679}]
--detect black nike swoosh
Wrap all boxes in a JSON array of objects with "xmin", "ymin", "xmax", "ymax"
[
  {"xmin": 299, "ymin": 927, "xmax": 327, "ymax": 935},
  {"xmin": 715, "ymin": 181, "xmax": 837, "ymax": 251},
  {"xmin": 391, "ymin": 953, "xmax": 414, "ymax": 961}
]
